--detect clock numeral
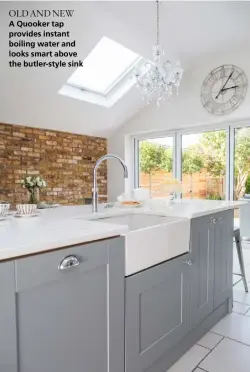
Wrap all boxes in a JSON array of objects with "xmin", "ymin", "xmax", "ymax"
[
  {"xmin": 234, "ymin": 92, "xmax": 242, "ymax": 101},
  {"xmin": 225, "ymin": 102, "xmax": 232, "ymax": 111},
  {"xmin": 232, "ymin": 71, "xmax": 241, "ymax": 80},
  {"xmin": 208, "ymin": 76, "xmax": 216, "ymax": 85},
  {"xmin": 216, "ymin": 70, "xmax": 223, "ymax": 80},
  {"xmin": 231, "ymin": 96, "xmax": 240, "ymax": 105},
  {"xmin": 221, "ymin": 66, "xmax": 226, "ymax": 77}
]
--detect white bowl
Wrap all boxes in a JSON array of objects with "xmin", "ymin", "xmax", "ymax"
[
  {"xmin": 16, "ymin": 204, "xmax": 37, "ymax": 215},
  {"xmin": 0, "ymin": 203, "xmax": 10, "ymax": 217},
  {"xmin": 132, "ymin": 188, "xmax": 150, "ymax": 202}
]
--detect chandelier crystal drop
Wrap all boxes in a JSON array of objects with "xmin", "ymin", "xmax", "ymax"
[{"xmin": 135, "ymin": 0, "xmax": 183, "ymax": 106}]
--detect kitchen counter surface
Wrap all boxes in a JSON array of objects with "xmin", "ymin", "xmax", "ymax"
[
  {"xmin": 0, "ymin": 205, "xmax": 129, "ymax": 261},
  {"xmin": 146, "ymin": 199, "xmax": 246, "ymax": 218},
  {"xmin": 0, "ymin": 199, "xmax": 246, "ymax": 262}
]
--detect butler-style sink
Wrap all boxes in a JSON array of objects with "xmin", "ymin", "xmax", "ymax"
[
  {"xmin": 91, "ymin": 213, "xmax": 179, "ymax": 231},
  {"xmin": 81, "ymin": 212, "xmax": 190, "ymax": 276}
]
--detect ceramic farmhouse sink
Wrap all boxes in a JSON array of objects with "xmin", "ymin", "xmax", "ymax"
[
  {"xmin": 84, "ymin": 212, "xmax": 191, "ymax": 276},
  {"xmin": 91, "ymin": 213, "xmax": 179, "ymax": 231}
]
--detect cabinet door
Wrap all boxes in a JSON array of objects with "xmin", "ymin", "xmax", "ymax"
[
  {"xmin": 190, "ymin": 215, "xmax": 214, "ymax": 329},
  {"xmin": 125, "ymin": 255, "xmax": 191, "ymax": 372},
  {"xmin": 0, "ymin": 262, "xmax": 17, "ymax": 372},
  {"xmin": 214, "ymin": 210, "xmax": 234, "ymax": 309},
  {"xmin": 14, "ymin": 237, "xmax": 124, "ymax": 372}
]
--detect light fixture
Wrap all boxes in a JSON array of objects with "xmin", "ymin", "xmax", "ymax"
[{"xmin": 135, "ymin": 0, "xmax": 183, "ymax": 106}]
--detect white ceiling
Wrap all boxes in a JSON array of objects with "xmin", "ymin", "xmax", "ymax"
[{"xmin": 1, "ymin": 1, "xmax": 250, "ymax": 138}]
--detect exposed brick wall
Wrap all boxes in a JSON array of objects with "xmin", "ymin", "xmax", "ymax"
[{"xmin": 0, "ymin": 123, "xmax": 107, "ymax": 205}]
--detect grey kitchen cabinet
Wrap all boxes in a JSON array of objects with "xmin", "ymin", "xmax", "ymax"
[
  {"xmin": 125, "ymin": 210, "xmax": 234, "ymax": 372},
  {"xmin": 190, "ymin": 214, "xmax": 215, "ymax": 329},
  {"xmin": 190, "ymin": 210, "xmax": 234, "ymax": 328},
  {"xmin": 213, "ymin": 210, "xmax": 234, "ymax": 309},
  {"xmin": 0, "ymin": 261, "xmax": 17, "ymax": 372},
  {"xmin": 125, "ymin": 254, "xmax": 191, "ymax": 372},
  {"xmin": 1, "ymin": 237, "xmax": 125, "ymax": 372}
]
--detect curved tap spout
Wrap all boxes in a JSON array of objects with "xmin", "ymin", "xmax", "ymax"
[{"xmin": 92, "ymin": 154, "xmax": 128, "ymax": 213}]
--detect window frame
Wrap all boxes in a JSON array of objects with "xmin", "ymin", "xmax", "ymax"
[
  {"xmin": 133, "ymin": 119, "xmax": 250, "ymax": 201},
  {"xmin": 133, "ymin": 131, "xmax": 177, "ymax": 193},
  {"xmin": 59, "ymin": 36, "xmax": 145, "ymax": 108}
]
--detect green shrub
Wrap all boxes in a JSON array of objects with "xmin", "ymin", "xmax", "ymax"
[
  {"xmin": 207, "ymin": 192, "xmax": 223, "ymax": 200},
  {"xmin": 245, "ymin": 175, "xmax": 250, "ymax": 194}
]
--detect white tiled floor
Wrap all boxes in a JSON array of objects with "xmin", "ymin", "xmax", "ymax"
[
  {"xmin": 197, "ymin": 332, "xmax": 223, "ymax": 350},
  {"xmin": 167, "ymin": 242, "xmax": 250, "ymax": 372},
  {"xmin": 232, "ymin": 301, "xmax": 250, "ymax": 315},
  {"xmin": 167, "ymin": 345, "xmax": 209, "ymax": 372},
  {"xmin": 200, "ymin": 338, "xmax": 250, "ymax": 372}
]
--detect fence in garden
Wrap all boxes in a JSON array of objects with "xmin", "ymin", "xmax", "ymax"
[{"xmin": 139, "ymin": 169, "xmax": 225, "ymax": 199}]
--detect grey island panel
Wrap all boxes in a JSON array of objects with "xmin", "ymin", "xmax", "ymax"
[
  {"xmin": 10, "ymin": 237, "xmax": 124, "ymax": 372},
  {"xmin": 0, "ymin": 261, "xmax": 17, "ymax": 372},
  {"xmin": 214, "ymin": 210, "xmax": 234, "ymax": 308},
  {"xmin": 125, "ymin": 210, "xmax": 234, "ymax": 372},
  {"xmin": 190, "ymin": 214, "xmax": 215, "ymax": 328},
  {"xmin": 125, "ymin": 254, "xmax": 191, "ymax": 372}
]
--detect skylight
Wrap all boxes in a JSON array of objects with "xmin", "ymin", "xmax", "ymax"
[{"xmin": 59, "ymin": 36, "xmax": 144, "ymax": 108}]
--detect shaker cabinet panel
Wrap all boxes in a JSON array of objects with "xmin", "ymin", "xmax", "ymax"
[
  {"xmin": 15, "ymin": 237, "xmax": 125, "ymax": 372},
  {"xmin": 0, "ymin": 262, "xmax": 17, "ymax": 372},
  {"xmin": 125, "ymin": 255, "xmax": 191, "ymax": 372},
  {"xmin": 17, "ymin": 264, "xmax": 108, "ymax": 372},
  {"xmin": 190, "ymin": 215, "xmax": 215, "ymax": 328},
  {"xmin": 214, "ymin": 211, "xmax": 234, "ymax": 309}
]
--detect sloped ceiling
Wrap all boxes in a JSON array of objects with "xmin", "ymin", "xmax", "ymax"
[{"xmin": 1, "ymin": 1, "xmax": 250, "ymax": 138}]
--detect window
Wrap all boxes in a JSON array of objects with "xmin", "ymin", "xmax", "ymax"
[
  {"xmin": 233, "ymin": 127, "xmax": 250, "ymax": 200},
  {"xmin": 181, "ymin": 131, "xmax": 226, "ymax": 200},
  {"xmin": 135, "ymin": 124, "xmax": 250, "ymax": 202},
  {"xmin": 138, "ymin": 137, "xmax": 174, "ymax": 198},
  {"xmin": 59, "ymin": 36, "xmax": 144, "ymax": 107}
]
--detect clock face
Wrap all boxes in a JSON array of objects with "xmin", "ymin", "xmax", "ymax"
[{"xmin": 201, "ymin": 65, "xmax": 248, "ymax": 115}]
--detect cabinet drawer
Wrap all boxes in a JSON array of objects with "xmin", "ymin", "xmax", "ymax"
[{"xmin": 15, "ymin": 239, "xmax": 111, "ymax": 292}]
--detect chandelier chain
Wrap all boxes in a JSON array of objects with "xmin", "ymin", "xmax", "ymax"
[
  {"xmin": 135, "ymin": 0, "xmax": 183, "ymax": 106},
  {"xmin": 156, "ymin": 0, "xmax": 160, "ymax": 46}
]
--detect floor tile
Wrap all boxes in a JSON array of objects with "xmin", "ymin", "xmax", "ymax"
[
  {"xmin": 233, "ymin": 285, "xmax": 250, "ymax": 305},
  {"xmin": 211, "ymin": 312, "xmax": 250, "ymax": 346},
  {"xmin": 197, "ymin": 332, "xmax": 223, "ymax": 350},
  {"xmin": 245, "ymin": 308, "xmax": 250, "ymax": 316},
  {"xmin": 233, "ymin": 279, "xmax": 245, "ymax": 288},
  {"xmin": 233, "ymin": 274, "xmax": 242, "ymax": 285},
  {"xmin": 200, "ymin": 338, "xmax": 250, "ymax": 372},
  {"xmin": 167, "ymin": 344, "xmax": 209, "ymax": 372},
  {"xmin": 232, "ymin": 301, "xmax": 250, "ymax": 315}
]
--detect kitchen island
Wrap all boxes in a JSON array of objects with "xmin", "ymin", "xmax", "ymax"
[{"xmin": 0, "ymin": 200, "xmax": 245, "ymax": 372}]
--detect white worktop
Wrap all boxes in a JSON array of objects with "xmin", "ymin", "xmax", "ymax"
[
  {"xmin": 0, "ymin": 199, "xmax": 245, "ymax": 262},
  {"xmin": 146, "ymin": 199, "xmax": 246, "ymax": 218},
  {"xmin": 0, "ymin": 205, "xmax": 128, "ymax": 261}
]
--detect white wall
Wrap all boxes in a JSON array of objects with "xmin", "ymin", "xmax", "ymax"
[{"xmin": 108, "ymin": 45, "xmax": 250, "ymax": 200}]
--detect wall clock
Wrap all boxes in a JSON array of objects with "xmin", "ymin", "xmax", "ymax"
[{"xmin": 201, "ymin": 65, "xmax": 248, "ymax": 115}]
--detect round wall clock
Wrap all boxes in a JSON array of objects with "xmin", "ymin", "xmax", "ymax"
[{"xmin": 201, "ymin": 65, "xmax": 248, "ymax": 115}]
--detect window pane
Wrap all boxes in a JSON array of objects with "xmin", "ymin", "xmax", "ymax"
[
  {"xmin": 181, "ymin": 131, "xmax": 226, "ymax": 200},
  {"xmin": 67, "ymin": 36, "xmax": 139, "ymax": 95},
  {"xmin": 234, "ymin": 127, "xmax": 250, "ymax": 200},
  {"xmin": 139, "ymin": 137, "xmax": 173, "ymax": 198}
]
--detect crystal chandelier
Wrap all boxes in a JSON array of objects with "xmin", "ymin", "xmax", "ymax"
[{"xmin": 135, "ymin": 0, "xmax": 183, "ymax": 106}]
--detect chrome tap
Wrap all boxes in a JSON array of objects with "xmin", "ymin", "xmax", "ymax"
[{"xmin": 92, "ymin": 154, "xmax": 128, "ymax": 213}]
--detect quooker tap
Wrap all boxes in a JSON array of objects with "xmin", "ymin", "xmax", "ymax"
[{"xmin": 92, "ymin": 154, "xmax": 128, "ymax": 213}]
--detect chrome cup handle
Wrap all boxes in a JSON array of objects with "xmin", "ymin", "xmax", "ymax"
[{"xmin": 58, "ymin": 255, "xmax": 80, "ymax": 271}]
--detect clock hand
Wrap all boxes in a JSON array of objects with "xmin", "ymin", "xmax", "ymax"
[
  {"xmin": 215, "ymin": 70, "xmax": 234, "ymax": 99},
  {"xmin": 221, "ymin": 85, "xmax": 239, "ymax": 91}
]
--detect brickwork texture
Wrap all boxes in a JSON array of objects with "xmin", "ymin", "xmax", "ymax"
[{"xmin": 0, "ymin": 123, "xmax": 107, "ymax": 205}]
